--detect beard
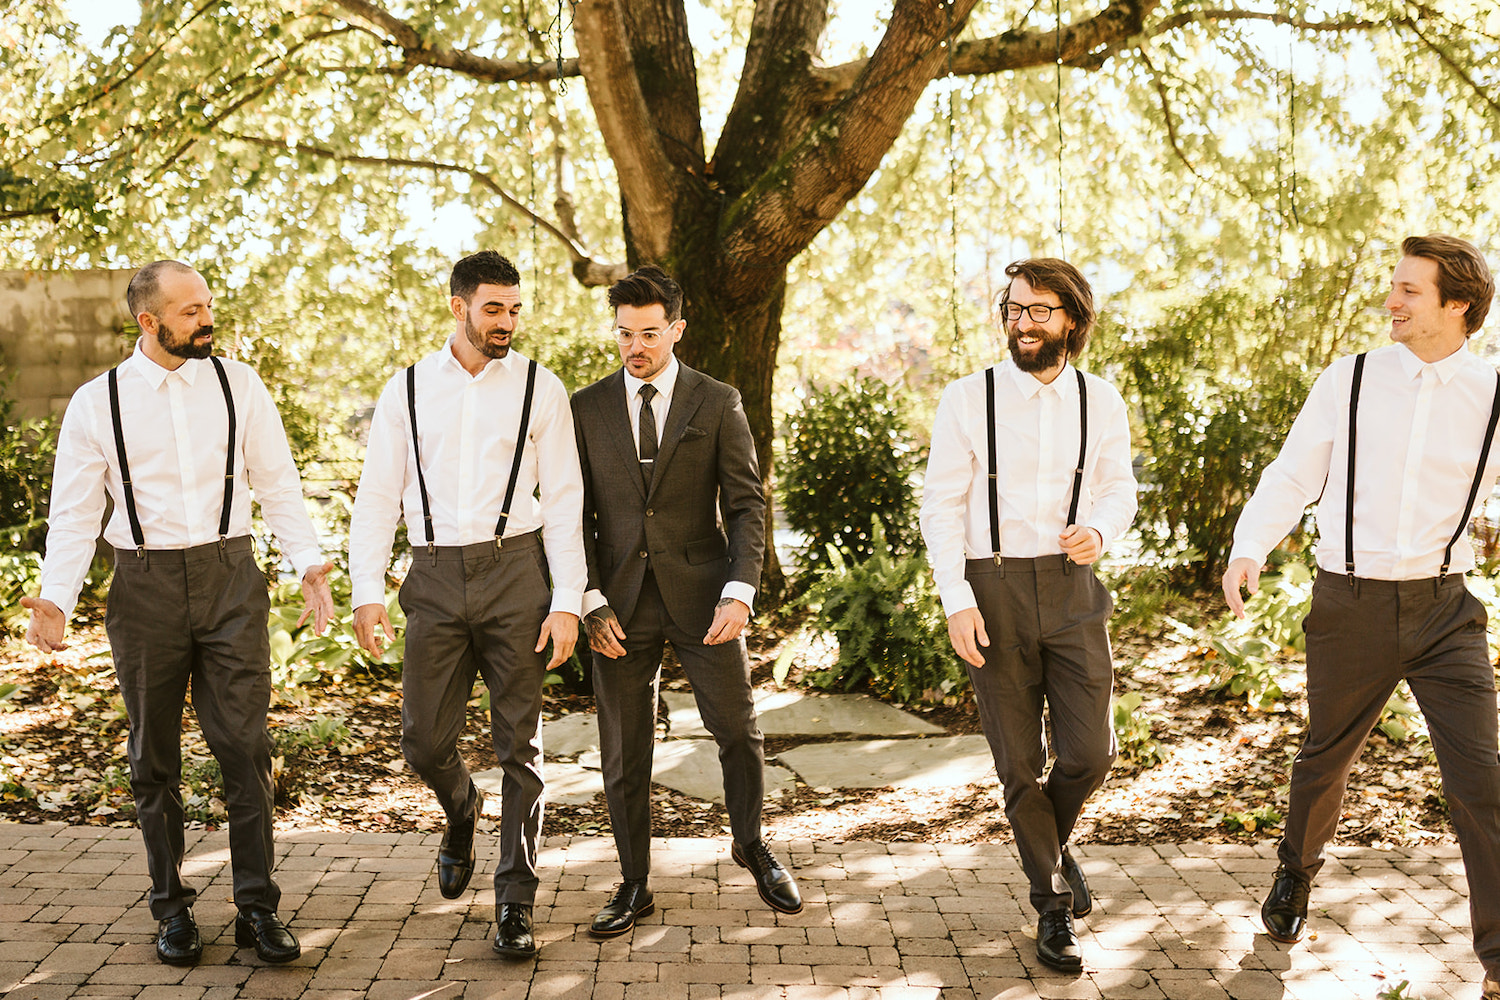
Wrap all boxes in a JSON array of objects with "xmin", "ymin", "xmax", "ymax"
[
  {"xmin": 1007, "ymin": 327, "xmax": 1068, "ymax": 373},
  {"xmin": 466, "ymin": 314, "xmax": 510, "ymax": 359},
  {"xmin": 158, "ymin": 321, "xmax": 214, "ymax": 360}
]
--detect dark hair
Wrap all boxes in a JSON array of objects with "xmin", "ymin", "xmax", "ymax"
[
  {"xmin": 607, "ymin": 264, "xmax": 683, "ymax": 323},
  {"xmin": 449, "ymin": 250, "xmax": 521, "ymax": 303},
  {"xmin": 1000, "ymin": 258, "xmax": 1097, "ymax": 359},
  {"xmin": 1401, "ymin": 234, "xmax": 1494, "ymax": 336},
  {"xmin": 126, "ymin": 260, "xmax": 196, "ymax": 319}
]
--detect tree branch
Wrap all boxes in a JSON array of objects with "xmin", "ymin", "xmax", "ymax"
[
  {"xmin": 1402, "ymin": 13, "xmax": 1500, "ymax": 121},
  {"xmin": 328, "ymin": 0, "xmax": 579, "ymax": 83},
  {"xmin": 572, "ymin": 0, "xmax": 679, "ymax": 261},
  {"xmin": 225, "ymin": 132, "xmax": 625, "ymax": 284},
  {"xmin": 1136, "ymin": 48, "xmax": 1202, "ymax": 181}
]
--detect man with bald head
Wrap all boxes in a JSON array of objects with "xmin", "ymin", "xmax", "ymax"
[{"xmin": 23, "ymin": 260, "xmax": 334, "ymax": 967}]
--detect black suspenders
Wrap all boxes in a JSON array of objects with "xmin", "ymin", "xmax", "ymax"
[
  {"xmin": 107, "ymin": 357, "xmax": 237, "ymax": 559},
  {"xmin": 1344, "ymin": 351, "xmax": 1500, "ymax": 585},
  {"xmin": 985, "ymin": 365, "xmax": 1088, "ymax": 565},
  {"xmin": 406, "ymin": 358, "xmax": 539, "ymax": 556}
]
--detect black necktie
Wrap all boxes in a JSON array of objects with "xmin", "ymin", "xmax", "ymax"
[{"xmin": 638, "ymin": 383, "xmax": 658, "ymax": 488}]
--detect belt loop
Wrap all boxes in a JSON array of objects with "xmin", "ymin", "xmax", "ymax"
[
  {"xmin": 1352, "ymin": 576, "xmax": 1361, "ymax": 599},
  {"xmin": 1434, "ymin": 575, "xmax": 1443, "ymax": 600},
  {"xmin": 141, "ymin": 548, "xmax": 150, "ymax": 572},
  {"xmin": 217, "ymin": 535, "xmax": 227, "ymax": 561},
  {"xmin": 428, "ymin": 542, "xmax": 438, "ymax": 566},
  {"xmin": 997, "ymin": 557, "xmax": 1006, "ymax": 580},
  {"xmin": 1062, "ymin": 555, "xmax": 1074, "ymax": 576}
]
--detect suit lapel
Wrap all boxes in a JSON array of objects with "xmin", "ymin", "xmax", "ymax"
[
  {"xmin": 597, "ymin": 369, "xmax": 648, "ymax": 502},
  {"xmin": 649, "ymin": 366, "xmax": 706, "ymax": 498}
]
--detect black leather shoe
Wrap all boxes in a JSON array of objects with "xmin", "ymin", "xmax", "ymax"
[
  {"xmin": 1036, "ymin": 908, "xmax": 1083, "ymax": 974},
  {"xmin": 589, "ymin": 879, "xmax": 654, "ymax": 938},
  {"xmin": 732, "ymin": 839, "xmax": 803, "ymax": 914},
  {"xmin": 1262, "ymin": 865, "xmax": 1311, "ymax": 943},
  {"xmin": 438, "ymin": 788, "xmax": 484, "ymax": 899},
  {"xmin": 491, "ymin": 903, "xmax": 537, "ymax": 959},
  {"xmin": 234, "ymin": 910, "xmax": 301, "ymax": 963},
  {"xmin": 155, "ymin": 911, "xmax": 201, "ymax": 966},
  {"xmin": 1060, "ymin": 848, "xmax": 1092, "ymax": 918}
]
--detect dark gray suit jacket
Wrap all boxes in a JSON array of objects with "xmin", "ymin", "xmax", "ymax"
[{"xmin": 571, "ymin": 364, "xmax": 765, "ymax": 638}]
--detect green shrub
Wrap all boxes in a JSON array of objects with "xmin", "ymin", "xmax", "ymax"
[
  {"xmin": 1197, "ymin": 564, "xmax": 1314, "ymax": 710},
  {"xmin": 0, "ymin": 391, "xmax": 58, "ymax": 553},
  {"xmin": 1112, "ymin": 691, "xmax": 1167, "ymax": 767},
  {"xmin": 779, "ymin": 378, "xmax": 922, "ymax": 573},
  {"xmin": 780, "ymin": 522, "xmax": 965, "ymax": 704}
]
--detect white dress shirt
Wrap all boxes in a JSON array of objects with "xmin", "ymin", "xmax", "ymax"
[
  {"xmin": 39, "ymin": 341, "xmax": 324, "ymax": 618},
  {"xmin": 580, "ymin": 356, "xmax": 757, "ymax": 618},
  {"xmin": 347, "ymin": 340, "xmax": 587, "ymax": 615},
  {"xmin": 919, "ymin": 360, "xmax": 1139, "ymax": 617},
  {"xmin": 1231, "ymin": 342, "xmax": 1500, "ymax": 580}
]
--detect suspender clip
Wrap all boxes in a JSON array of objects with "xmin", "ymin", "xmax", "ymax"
[
  {"xmin": 135, "ymin": 546, "xmax": 145, "ymax": 561},
  {"xmin": 494, "ymin": 534, "xmax": 504, "ymax": 552}
]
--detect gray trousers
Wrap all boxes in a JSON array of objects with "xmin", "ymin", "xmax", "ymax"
[
  {"xmin": 398, "ymin": 533, "xmax": 550, "ymax": 905},
  {"xmin": 592, "ymin": 571, "xmax": 765, "ymax": 880},
  {"xmin": 964, "ymin": 555, "xmax": 1117, "ymax": 914},
  {"xmin": 104, "ymin": 536, "xmax": 278, "ymax": 920},
  {"xmin": 1283, "ymin": 570, "xmax": 1500, "ymax": 977}
]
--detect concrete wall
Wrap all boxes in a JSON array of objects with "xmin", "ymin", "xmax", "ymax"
[{"xmin": 0, "ymin": 269, "xmax": 135, "ymax": 420}]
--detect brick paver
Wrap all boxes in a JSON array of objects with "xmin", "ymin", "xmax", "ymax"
[{"xmin": 0, "ymin": 822, "xmax": 1485, "ymax": 999}]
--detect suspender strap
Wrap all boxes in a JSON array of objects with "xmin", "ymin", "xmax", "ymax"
[
  {"xmin": 1067, "ymin": 367, "xmax": 1087, "ymax": 527},
  {"xmin": 406, "ymin": 364, "xmax": 435, "ymax": 554},
  {"xmin": 107, "ymin": 368, "xmax": 146, "ymax": 556},
  {"xmin": 495, "ymin": 359, "xmax": 539, "ymax": 546},
  {"xmin": 985, "ymin": 366, "xmax": 1000, "ymax": 564},
  {"xmin": 108, "ymin": 360, "xmax": 237, "ymax": 557},
  {"xmin": 209, "ymin": 356, "xmax": 236, "ymax": 546},
  {"xmin": 1440, "ymin": 370, "xmax": 1500, "ymax": 581},
  {"xmin": 985, "ymin": 365, "xmax": 1089, "ymax": 565},
  {"xmin": 1345, "ymin": 352, "xmax": 1366, "ymax": 584}
]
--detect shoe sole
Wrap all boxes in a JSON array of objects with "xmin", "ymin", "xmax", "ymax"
[
  {"xmin": 234, "ymin": 924, "xmax": 301, "ymax": 963},
  {"xmin": 1262, "ymin": 923, "xmax": 1304, "ymax": 944},
  {"xmin": 587, "ymin": 899, "xmax": 656, "ymax": 939},
  {"xmin": 155, "ymin": 948, "xmax": 201, "ymax": 967},
  {"xmin": 731, "ymin": 847, "xmax": 805, "ymax": 914},
  {"xmin": 491, "ymin": 942, "xmax": 539, "ymax": 960},
  {"xmin": 1036, "ymin": 950, "xmax": 1084, "ymax": 974}
]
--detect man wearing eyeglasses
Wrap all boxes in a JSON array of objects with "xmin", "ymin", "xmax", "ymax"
[
  {"xmin": 919, "ymin": 258, "xmax": 1137, "ymax": 975},
  {"xmin": 570, "ymin": 264, "xmax": 799, "ymax": 939}
]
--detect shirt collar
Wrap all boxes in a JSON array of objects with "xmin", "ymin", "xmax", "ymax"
[
  {"xmin": 129, "ymin": 338, "xmax": 201, "ymax": 389},
  {"xmin": 1004, "ymin": 358, "xmax": 1075, "ymax": 400},
  {"xmin": 441, "ymin": 334, "xmax": 514, "ymax": 379},
  {"xmin": 1395, "ymin": 340, "xmax": 1472, "ymax": 385},
  {"xmin": 624, "ymin": 355, "xmax": 680, "ymax": 401}
]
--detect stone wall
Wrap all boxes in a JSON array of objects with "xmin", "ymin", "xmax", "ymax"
[{"xmin": 0, "ymin": 269, "xmax": 135, "ymax": 420}]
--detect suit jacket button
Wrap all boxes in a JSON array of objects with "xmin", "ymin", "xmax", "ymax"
[
  {"xmin": 639, "ymin": 550, "xmax": 648, "ymax": 558},
  {"xmin": 646, "ymin": 508, "xmax": 654, "ymax": 516}
]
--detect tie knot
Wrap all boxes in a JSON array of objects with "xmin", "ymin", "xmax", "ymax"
[{"xmin": 639, "ymin": 383, "xmax": 657, "ymax": 403}]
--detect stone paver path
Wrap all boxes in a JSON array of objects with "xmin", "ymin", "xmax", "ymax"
[{"xmin": 0, "ymin": 821, "xmax": 1485, "ymax": 1000}]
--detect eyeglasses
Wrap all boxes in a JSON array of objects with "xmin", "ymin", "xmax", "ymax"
[
  {"xmin": 613, "ymin": 326, "xmax": 672, "ymax": 347},
  {"xmin": 1001, "ymin": 302, "xmax": 1065, "ymax": 323}
]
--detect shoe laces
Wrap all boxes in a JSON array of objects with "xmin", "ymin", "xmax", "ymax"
[
  {"xmin": 1039, "ymin": 908, "xmax": 1074, "ymax": 935},
  {"xmin": 741, "ymin": 839, "xmax": 779, "ymax": 871},
  {"xmin": 607, "ymin": 880, "xmax": 645, "ymax": 906},
  {"xmin": 1272, "ymin": 865, "xmax": 1311, "ymax": 908}
]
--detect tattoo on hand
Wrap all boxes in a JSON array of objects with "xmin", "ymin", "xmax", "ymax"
[
  {"xmin": 715, "ymin": 598, "xmax": 735, "ymax": 610},
  {"xmin": 584, "ymin": 607, "xmax": 619, "ymax": 644}
]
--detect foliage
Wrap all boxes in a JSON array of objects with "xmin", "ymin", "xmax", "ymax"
[
  {"xmin": 1375, "ymin": 981, "xmax": 1428, "ymax": 1000},
  {"xmin": 1218, "ymin": 802, "xmax": 1283, "ymax": 835},
  {"xmin": 1101, "ymin": 561, "xmax": 1184, "ymax": 643},
  {"xmin": 266, "ymin": 572, "xmax": 404, "ymax": 694},
  {"xmin": 183, "ymin": 712, "xmax": 353, "ymax": 821},
  {"xmin": 0, "ymin": 387, "xmax": 59, "ymax": 553},
  {"xmin": 1197, "ymin": 564, "xmax": 1315, "ymax": 710},
  {"xmin": 779, "ymin": 378, "xmax": 922, "ymax": 573},
  {"xmin": 1376, "ymin": 683, "xmax": 1429, "ymax": 744},
  {"xmin": 784, "ymin": 522, "xmax": 965, "ymax": 705},
  {"xmin": 1112, "ymin": 691, "xmax": 1167, "ymax": 768}
]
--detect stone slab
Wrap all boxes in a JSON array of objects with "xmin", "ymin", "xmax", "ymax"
[
  {"xmin": 473, "ymin": 761, "xmax": 603, "ymax": 806},
  {"xmin": 542, "ymin": 711, "xmax": 602, "ymax": 758},
  {"xmin": 776, "ymin": 735, "xmax": 996, "ymax": 790},
  {"xmin": 663, "ymin": 689, "xmax": 944, "ymax": 738},
  {"xmin": 576, "ymin": 740, "xmax": 797, "ymax": 803}
]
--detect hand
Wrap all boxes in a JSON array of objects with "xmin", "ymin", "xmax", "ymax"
[
  {"xmin": 1222, "ymin": 557, "xmax": 1263, "ymax": 619},
  {"xmin": 584, "ymin": 606, "xmax": 627, "ymax": 659},
  {"xmin": 1059, "ymin": 525, "xmax": 1102, "ymax": 565},
  {"xmin": 536, "ymin": 611, "xmax": 579, "ymax": 670},
  {"xmin": 296, "ymin": 561, "xmax": 337, "ymax": 636},
  {"xmin": 19, "ymin": 596, "xmax": 67, "ymax": 653},
  {"xmin": 353, "ymin": 602, "xmax": 394, "ymax": 657},
  {"xmin": 946, "ymin": 607, "xmax": 989, "ymax": 667},
  {"xmin": 704, "ymin": 598, "xmax": 749, "ymax": 646}
]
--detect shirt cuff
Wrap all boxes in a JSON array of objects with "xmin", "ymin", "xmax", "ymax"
[
  {"xmin": 351, "ymin": 579, "xmax": 388, "ymax": 610},
  {"xmin": 938, "ymin": 581, "xmax": 978, "ymax": 618},
  {"xmin": 290, "ymin": 549, "xmax": 326, "ymax": 583},
  {"xmin": 549, "ymin": 588, "xmax": 583, "ymax": 618},
  {"xmin": 582, "ymin": 589, "xmax": 608, "ymax": 616},
  {"xmin": 1227, "ymin": 544, "xmax": 1268, "ymax": 568},
  {"xmin": 721, "ymin": 581, "xmax": 756, "ymax": 614}
]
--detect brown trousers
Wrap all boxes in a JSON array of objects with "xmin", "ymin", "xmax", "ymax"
[
  {"xmin": 964, "ymin": 555, "xmax": 1117, "ymax": 914},
  {"xmin": 1283, "ymin": 570, "xmax": 1500, "ymax": 977},
  {"xmin": 397, "ymin": 533, "xmax": 551, "ymax": 905},
  {"xmin": 105, "ymin": 536, "xmax": 278, "ymax": 920}
]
